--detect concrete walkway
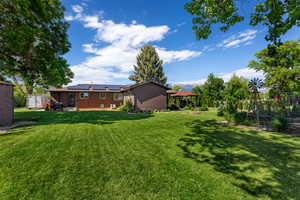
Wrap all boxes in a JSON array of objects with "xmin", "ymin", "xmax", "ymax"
[{"xmin": 0, "ymin": 121, "xmax": 36, "ymax": 133}]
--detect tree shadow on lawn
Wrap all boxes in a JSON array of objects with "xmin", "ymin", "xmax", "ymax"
[
  {"xmin": 1, "ymin": 111, "xmax": 153, "ymax": 136},
  {"xmin": 178, "ymin": 120, "xmax": 300, "ymax": 200},
  {"xmin": 15, "ymin": 110, "xmax": 153, "ymax": 125}
]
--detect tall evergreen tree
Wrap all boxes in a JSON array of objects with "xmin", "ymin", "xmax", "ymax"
[{"xmin": 129, "ymin": 45, "xmax": 167, "ymax": 85}]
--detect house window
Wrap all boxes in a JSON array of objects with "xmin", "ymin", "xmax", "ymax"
[
  {"xmin": 113, "ymin": 93, "xmax": 123, "ymax": 101},
  {"xmin": 100, "ymin": 104, "xmax": 105, "ymax": 108},
  {"xmin": 99, "ymin": 93, "xmax": 107, "ymax": 99},
  {"xmin": 80, "ymin": 92, "xmax": 89, "ymax": 99}
]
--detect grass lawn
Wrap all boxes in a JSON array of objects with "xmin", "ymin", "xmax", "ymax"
[{"xmin": 0, "ymin": 109, "xmax": 300, "ymax": 200}]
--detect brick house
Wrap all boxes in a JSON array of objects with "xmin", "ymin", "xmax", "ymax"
[
  {"xmin": 49, "ymin": 82, "xmax": 169, "ymax": 111},
  {"xmin": 0, "ymin": 81, "xmax": 14, "ymax": 125}
]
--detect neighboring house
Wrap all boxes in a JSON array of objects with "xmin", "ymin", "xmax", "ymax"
[
  {"xmin": 49, "ymin": 82, "xmax": 169, "ymax": 111},
  {"xmin": 0, "ymin": 81, "xmax": 14, "ymax": 125}
]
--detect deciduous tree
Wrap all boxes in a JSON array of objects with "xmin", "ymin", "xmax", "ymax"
[
  {"xmin": 0, "ymin": 0, "xmax": 73, "ymax": 94},
  {"xmin": 185, "ymin": 0, "xmax": 300, "ymax": 44},
  {"xmin": 224, "ymin": 75, "xmax": 249, "ymax": 112},
  {"xmin": 172, "ymin": 85, "xmax": 183, "ymax": 92},
  {"xmin": 202, "ymin": 73, "xmax": 225, "ymax": 107},
  {"xmin": 192, "ymin": 85, "xmax": 203, "ymax": 95},
  {"xmin": 249, "ymin": 40, "xmax": 300, "ymax": 96}
]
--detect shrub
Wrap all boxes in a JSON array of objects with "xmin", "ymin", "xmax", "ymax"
[
  {"xmin": 217, "ymin": 104, "xmax": 225, "ymax": 116},
  {"xmin": 169, "ymin": 104, "xmax": 179, "ymax": 110},
  {"xmin": 291, "ymin": 105, "xmax": 300, "ymax": 117},
  {"xmin": 183, "ymin": 104, "xmax": 194, "ymax": 111},
  {"xmin": 14, "ymin": 90, "xmax": 27, "ymax": 107},
  {"xmin": 224, "ymin": 112, "xmax": 234, "ymax": 123},
  {"xmin": 225, "ymin": 112, "xmax": 249, "ymax": 125},
  {"xmin": 271, "ymin": 117, "xmax": 288, "ymax": 132},
  {"xmin": 194, "ymin": 106, "xmax": 208, "ymax": 111},
  {"xmin": 234, "ymin": 112, "xmax": 248, "ymax": 124},
  {"xmin": 199, "ymin": 106, "xmax": 208, "ymax": 111},
  {"xmin": 140, "ymin": 110, "xmax": 153, "ymax": 114},
  {"xmin": 119, "ymin": 100, "xmax": 134, "ymax": 112}
]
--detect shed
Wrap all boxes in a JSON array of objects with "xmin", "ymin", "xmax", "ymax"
[
  {"xmin": 123, "ymin": 82, "xmax": 169, "ymax": 111},
  {"xmin": 27, "ymin": 94, "xmax": 49, "ymax": 109},
  {"xmin": 0, "ymin": 81, "xmax": 14, "ymax": 125}
]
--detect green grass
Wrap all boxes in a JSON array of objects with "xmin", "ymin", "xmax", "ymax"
[{"xmin": 0, "ymin": 109, "xmax": 300, "ymax": 200}]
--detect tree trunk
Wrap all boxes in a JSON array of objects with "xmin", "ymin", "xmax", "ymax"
[{"xmin": 26, "ymin": 86, "xmax": 33, "ymax": 95}]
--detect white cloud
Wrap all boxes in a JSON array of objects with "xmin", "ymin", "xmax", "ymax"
[
  {"xmin": 177, "ymin": 68, "xmax": 264, "ymax": 86},
  {"xmin": 176, "ymin": 22, "xmax": 186, "ymax": 27},
  {"xmin": 94, "ymin": 20, "xmax": 170, "ymax": 48},
  {"xmin": 157, "ymin": 48, "xmax": 201, "ymax": 63},
  {"xmin": 72, "ymin": 5, "xmax": 84, "ymax": 13},
  {"xmin": 218, "ymin": 68, "xmax": 264, "ymax": 82},
  {"xmin": 218, "ymin": 29, "xmax": 258, "ymax": 48},
  {"xmin": 66, "ymin": 5, "xmax": 201, "ymax": 84},
  {"xmin": 71, "ymin": 65, "xmax": 128, "ymax": 85}
]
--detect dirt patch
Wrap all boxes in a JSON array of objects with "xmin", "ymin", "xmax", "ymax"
[
  {"xmin": 219, "ymin": 121, "xmax": 269, "ymax": 132},
  {"xmin": 219, "ymin": 120, "xmax": 300, "ymax": 137},
  {"xmin": 287, "ymin": 118, "xmax": 300, "ymax": 136},
  {"xmin": 190, "ymin": 111, "xmax": 201, "ymax": 115}
]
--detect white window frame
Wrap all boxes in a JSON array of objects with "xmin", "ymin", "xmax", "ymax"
[
  {"xmin": 113, "ymin": 93, "xmax": 123, "ymax": 101},
  {"xmin": 80, "ymin": 92, "xmax": 89, "ymax": 99},
  {"xmin": 99, "ymin": 92, "xmax": 107, "ymax": 99}
]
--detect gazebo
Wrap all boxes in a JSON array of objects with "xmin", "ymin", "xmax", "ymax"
[{"xmin": 170, "ymin": 91, "xmax": 198, "ymax": 108}]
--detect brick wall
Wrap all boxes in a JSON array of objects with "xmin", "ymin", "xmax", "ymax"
[
  {"xmin": 50, "ymin": 91, "xmax": 123, "ymax": 109},
  {"xmin": 76, "ymin": 92, "xmax": 123, "ymax": 109},
  {"xmin": 0, "ymin": 83, "xmax": 14, "ymax": 125}
]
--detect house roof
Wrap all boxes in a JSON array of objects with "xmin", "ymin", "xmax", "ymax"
[
  {"xmin": 171, "ymin": 91, "xmax": 197, "ymax": 97},
  {"xmin": 122, "ymin": 81, "xmax": 170, "ymax": 91},
  {"xmin": 67, "ymin": 84, "xmax": 128, "ymax": 91},
  {"xmin": 49, "ymin": 82, "xmax": 170, "ymax": 92},
  {"xmin": 49, "ymin": 84, "xmax": 128, "ymax": 92},
  {"xmin": 166, "ymin": 90, "xmax": 177, "ymax": 94},
  {"xmin": 0, "ymin": 81, "xmax": 14, "ymax": 86}
]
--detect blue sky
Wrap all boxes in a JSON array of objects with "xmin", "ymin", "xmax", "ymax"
[{"xmin": 61, "ymin": 0, "xmax": 299, "ymax": 86}]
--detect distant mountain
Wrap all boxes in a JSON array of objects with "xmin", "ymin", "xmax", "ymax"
[{"xmin": 170, "ymin": 83, "xmax": 198, "ymax": 92}]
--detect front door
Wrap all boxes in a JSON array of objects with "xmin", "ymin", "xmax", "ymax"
[{"xmin": 68, "ymin": 93, "xmax": 75, "ymax": 107}]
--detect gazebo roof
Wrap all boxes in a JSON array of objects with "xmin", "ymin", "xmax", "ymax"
[{"xmin": 171, "ymin": 91, "xmax": 197, "ymax": 97}]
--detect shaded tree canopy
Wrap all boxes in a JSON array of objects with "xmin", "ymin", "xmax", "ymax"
[
  {"xmin": 225, "ymin": 75, "xmax": 249, "ymax": 101},
  {"xmin": 224, "ymin": 75, "xmax": 249, "ymax": 112},
  {"xmin": 192, "ymin": 85, "xmax": 203, "ymax": 95},
  {"xmin": 129, "ymin": 45, "xmax": 167, "ymax": 85},
  {"xmin": 172, "ymin": 85, "xmax": 183, "ymax": 92},
  {"xmin": 249, "ymin": 40, "xmax": 300, "ymax": 94},
  {"xmin": 185, "ymin": 0, "xmax": 300, "ymax": 44},
  {"xmin": 202, "ymin": 73, "xmax": 225, "ymax": 106},
  {"xmin": 0, "ymin": 0, "xmax": 73, "ymax": 93}
]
